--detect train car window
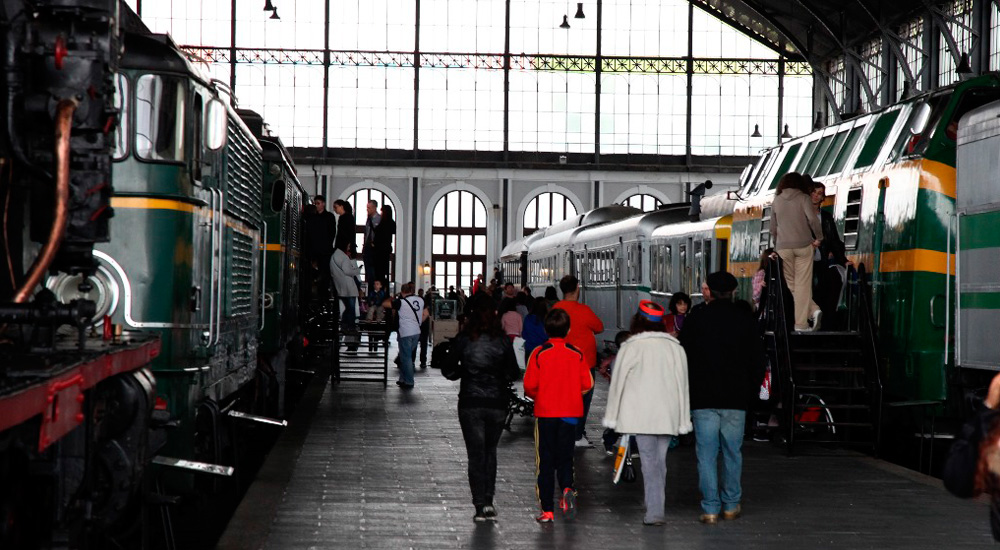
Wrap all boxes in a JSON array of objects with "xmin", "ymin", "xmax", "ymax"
[
  {"xmin": 663, "ymin": 245, "xmax": 672, "ymax": 292},
  {"xmin": 135, "ymin": 74, "xmax": 185, "ymax": 162},
  {"xmin": 802, "ymin": 134, "xmax": 834, "ymax": 177},
  {"xmin": 844, "ymin": 188, "xmax": 863, "ymax": 249},
  {"xmin": 270, "ymin": 179, "xmax": 286, "ymax": 213},
  {"xmin": 766, "ymin": 143, "xmax": 802, "ymax": 190},
  {"xmin": 650, "ymin": 246, "xmax": 659, "ymax": 291},
  {"xmin": 205, "ymin": 99, "xmax": 227, "ymax": 150},
  {"xmin": 815, "ymin": 128, "xmax": 851, "ymax": 177},
  {"xmin": 759, "ymin": 206, "xmax": 772, "ymax": 254},
  {"xmin": 679, "ymin": 244, "xmax": 690, "ymax": 292},
  {"xmin": 828, "ymin": 125, "xmax": 866, "ymax": 175},
  {"xmin": 854, "ymin": 110, "xmax": 900, "ymax": 169},
  {"xmin": 112, "ymin": 74, "xmax": 129, "ymax": 160},
  {"xmin": 703, "ymin": 239, "xmax": 712, "ymax": 276},
  {"xmin": 792, "ymin": 139, "xmax": 819, "ymax": 174}
]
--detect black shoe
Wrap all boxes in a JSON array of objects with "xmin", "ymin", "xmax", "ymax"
[
  {"xmin": 395, "ymin": 381, "xmax": 414, "ymax": 389},
  {"xmin": 473, "ymin": 506, "xmax": 488, "ymax": 523},
  {"xmin": 482, "ymin": 505, "xmax": 497, "ymax": 521}
]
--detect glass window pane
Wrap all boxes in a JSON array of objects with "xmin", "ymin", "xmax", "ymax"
[
  {"xmin": 433, "ymin": 234, "xmax": 445, "ymax": 254},
  {"xmin": 446, "ymin": 234, "xmax": 459, "ymax": 254},
  {"xmin": 474, "ymin": 235, "xmax": 486, "ymax": 255}
]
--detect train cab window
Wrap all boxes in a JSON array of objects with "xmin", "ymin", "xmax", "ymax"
[
  {"xmin": 854, "ymin": 110, "xmax": 900, "ymax": 169},
  {"xmin": 765, "ymin": 143, "xmax": 802, "ymax": 191},
  {"xmin": 844, "ymin": 188, "xmax": 863, "ymax": 249},
  {"xmin": 828, "ymin": 124, "xmax": 866, "ymax": 175},
  {"xmin": 192, "ymin": 96, "xmax": 203, "ymax": 181},
  {"xmin": 742, "ymin": 150, "xmax": 773, "ymax": 194},
  {"xmin": 135, "ymin": 74, "xmax": 185, "ymax": 162},
  {"xmin": 887, "ymin": 96, "xmax": 949, "ymax": 162},
  {"xmin": 112, "ymin": 74, "xmax": 129, "ymax": 160},
  {"xmin": 205, "ymin": 99, "xmax": 227, "ymax": 150}
]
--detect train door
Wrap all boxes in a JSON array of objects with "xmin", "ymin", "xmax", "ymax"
[
  {"xmin": 578, "ymin": 247, "xmax": 588, "ymax": 302},
  {"xmin": 615, "ymin": 241, "xmax": 623, "ymax": 329}
]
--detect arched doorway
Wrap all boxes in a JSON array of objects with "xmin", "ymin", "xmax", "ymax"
[
  {"xmin": 432, "ymin": 190, "xmax": 487, "ymax": 294},
  {"xmin": 523, "ymin": 192, "xmax": 577, "ymax": 237},
  {"xmin": 346, "ymin": 188, "xmax": 396, "ymax": 284},
  {"xmin": 622, "ymin": 193, "xmax": 663, "ymax": 212}
]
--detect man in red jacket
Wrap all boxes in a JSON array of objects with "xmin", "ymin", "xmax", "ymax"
[
  {"xmin": 524, "ymin": 308, "xmax": 594, "ymax": 523},
  {"xmin": 553, "ymin": 275, "xmax": 605, "ymax": 448}
]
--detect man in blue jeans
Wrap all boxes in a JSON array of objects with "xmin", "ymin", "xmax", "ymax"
[
  {"xmin": 679, "ymin": 271, "xmax": 766, "ymax": 525},
  {"xmin": 393, "ymin": 282, "xmax": 427, "ymax": 389}
]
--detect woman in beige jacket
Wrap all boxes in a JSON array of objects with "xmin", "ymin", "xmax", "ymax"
[
  {"xmin": 603, "ymin": 300, "xmax": 691, "ymax": 525},
  {"xmin": 770, "ymin": 172, "xmax": 824, "ymax": 331}
]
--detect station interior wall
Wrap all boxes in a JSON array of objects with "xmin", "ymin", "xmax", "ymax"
[{"xmin": 297, "ymin": 163, "xmax": 740, "ymax": 286}]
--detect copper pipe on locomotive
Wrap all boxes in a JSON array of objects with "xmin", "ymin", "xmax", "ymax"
[{"xmin": 12, "ymin": 98, "xmax": 77, "ymax": 304}]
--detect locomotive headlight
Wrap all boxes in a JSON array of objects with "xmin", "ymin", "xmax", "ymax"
[{"xmin": 45, "ymin": 265, "xmax": 120, "ymax": 324}]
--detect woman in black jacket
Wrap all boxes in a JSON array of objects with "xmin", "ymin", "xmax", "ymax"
[
  {"xmin": 808, "ymin": 180, "xmax": 851, "ymax": 328},
  {"xmin": 333, "ymin": 199, "xmax": 356, "ymax": 253},
  {"xmin": 373, "ymin": 204, "xmax": 396, "ymax": 284},
  {"xmin": 442, "ymin": 293, "xmax": 521, "ymax": 523}
]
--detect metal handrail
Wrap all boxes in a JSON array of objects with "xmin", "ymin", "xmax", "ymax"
[
  {"xmin": 853, "ymin": 264, "xmax": 884, "ymax": 455},
  {"xmin": 259, "ymin": 220, "xmax": 267, "ymax": 331},
  {"xmin": 213, "ymin": 188, "xmax": 225, "ymax": 346},
  {"xmin": 759, "ymin": 256, "xmax": 796, "ymax": 454},
  {"xmin": 206, "ymin": 189, "xmax": 218, "ymax": 346}
]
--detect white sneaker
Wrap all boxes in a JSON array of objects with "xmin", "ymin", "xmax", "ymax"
[
  {"xmin": 809, "ymin": 309, "xmax": 822, "ymax": 331},
  {"xmin": 575, "ymin": 434, "xmax": 593, "ymax": 448}
]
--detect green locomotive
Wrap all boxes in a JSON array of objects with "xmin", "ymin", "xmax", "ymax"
[
  {"xmin": 44, "ymin": 29, "xmax": 304, "ymax": 489},
  {"xmin": 239, "ymin": 108, "xmax": 308, "ymax": 417},
  {"xmin": 726, "ymin": 73, "xmax": 1000, "ymax": 411}
]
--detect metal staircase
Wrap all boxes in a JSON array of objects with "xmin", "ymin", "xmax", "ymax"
[{"xmin": 760, "ymin": 258, "xmax": 883, "ymax": 455}]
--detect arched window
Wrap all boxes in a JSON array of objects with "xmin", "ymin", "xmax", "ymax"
[
  {"xmin": 346, "ymin": 188, "xmax": 396, "ymax": 283},
  {"xmin": 621, "ymin": 193, "xmax": 663, "ymax": 212},
  {"xmin": 432, "ymin": 190, "xmax": 487, "ymax": 293},
  {"xmin": 523, "ymin": 192, "xmax": 577, "ymax": 237}
]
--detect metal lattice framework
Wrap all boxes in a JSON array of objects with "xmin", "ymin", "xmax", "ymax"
[{"xmin": 182, "ymin": 46, "xmax": 809, "ymax": 77}]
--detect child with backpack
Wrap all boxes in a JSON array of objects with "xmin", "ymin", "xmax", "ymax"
[{"xmin": 523, "ymin": 308, "xmax": 594, "ymax": 523}]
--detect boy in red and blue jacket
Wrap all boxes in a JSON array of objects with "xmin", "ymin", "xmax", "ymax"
[{"xmin": 523, "ymin": 308, "xmax": 595, "ymax": 522}]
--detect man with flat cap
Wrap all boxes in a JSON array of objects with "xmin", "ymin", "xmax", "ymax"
[{"xmin": 679, "ymin": 271, "xmax": 766, "ymax": 526}]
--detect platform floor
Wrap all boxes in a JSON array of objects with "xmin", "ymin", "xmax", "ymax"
[{"xmin": 219, "ymin": 355, "xmax": 993, "ymax": 550}]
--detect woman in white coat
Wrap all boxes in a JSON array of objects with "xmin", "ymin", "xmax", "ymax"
[{"xmin": 603, "ymin": 300, "xmax": 691, "ymax": 526}]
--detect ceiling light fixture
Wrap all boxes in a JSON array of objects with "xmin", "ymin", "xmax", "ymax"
[
  {"xmin": 270, "ymin": 7, "xmax": 280, "ymax": 19},
  {"xmin": 559, "ymin": 15, "xmax": 571, "ymax": 29},
  {"xmin": 750, "ymin": 124, "xmax": 762, "ymax": 138},
  {"xmin": 575, "ymin": 3, "xmax": 585, "ymax": 18},
  {"xmin": 781, "ymin": 124, "xmax": 792, "ymax": 139},
  {"xmin": 957, "ymin": 51, "xmax": 973, "ymax": 76},
  {"xmin": 263, "ymin": 0, "xmax": 274, "ymax": 10}
]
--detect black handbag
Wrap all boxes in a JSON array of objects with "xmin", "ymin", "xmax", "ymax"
[{"xmin": 622, "ymin": 454, "xmax": 637, "ymax": 483}]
